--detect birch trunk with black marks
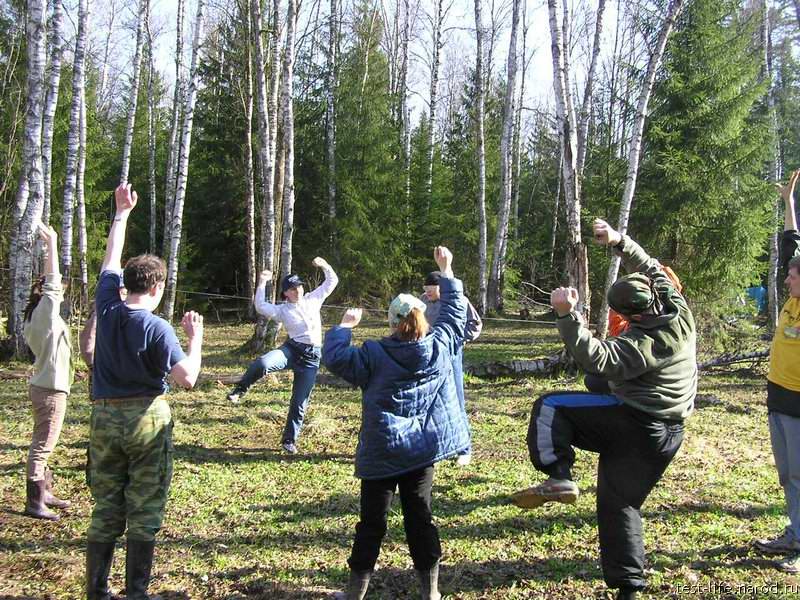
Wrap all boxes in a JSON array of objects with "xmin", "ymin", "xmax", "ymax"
[
  {"xmin": 326, "ymin": 0, "xmax": 337, "ymax": 234},
  {"xmin": 163, "ymin": 0, "xmax": 205, "ymax": 321},
  {"xmin": 60, "ymin": 0, "xmax": 88, "ymax": 283},
  {"xmin": 76, "ymin": 89, "xmax": 88, "ymax": 309},
  {"xmin": 487, "ymin": 0, "xmax": 520, "ymax": 313},
  {"xmin": 547, "ymin": 0, "xmax": 589, "ymax": 318},
  {"xmin": 10, "ymin": 0, "xmax": 47, "ymax": 357},
  {"xmin": 400, "ymin": 0, "xmax": 411, "ymax": 204},
  {"xmin": 511, "ymin": 6, "xmax": 528, "ymax": 243},
  {"xmin": 575, "ymin": 0, "xmax": 606, "ymax": 177},
  {"xmin": 163, "ymin": 0, "xmax": 185, "ymax": 258},
  {"xmin": 98, "ymin": 0, "xmax": 117, "ymax": 113},
  {"xmin": 279, "ymin": 0, "xmax": 297, "ymax": 279},
  {"xmin": 146, "ymin": 2, "xmax": 157, "ymax": 253},
  {"xmin": 119, "ymin": 0, "xmax": 149, "ymax": 184},
  {"xmin": 595, "ymin": 0, "xmax": 685, "ymax": 338},
  {"xmin": 244, "ymin": 0, "xmax": 256, "ymax": 302},
  {"xmin": 764, "ymin": 0, "xmax": 781, "ymax": 330},
  {"xmin": 41, "ymin": 0, "xmax": 65, "ymax": 226},
  {"xmin": 474, "ymin": 0, "xmax": 487, "ymax": 314},
  {"xmin": 425, "ymin": 0, "xmax": 443, "ymax": 199},
  {"xmin": 269, "ymin": 0, "xmax": 282, "ymax": 216}
]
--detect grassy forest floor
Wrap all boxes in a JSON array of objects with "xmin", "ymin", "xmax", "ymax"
[{"xmin": 1, "ymin": 311, "xmax": 799, "ymax": 599}]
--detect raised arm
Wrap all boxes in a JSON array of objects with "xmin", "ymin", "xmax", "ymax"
[
  {"xmin": 551, "ymin": 287, "xmax": 649, "ymax": 380},
  {"xmin": 322, "ymin": 308, "xmax": 371, "ymax": 387},
  {"xmin": 171, "ymin": 311, "xmax": 204, "ymax": 389},
  {"xmin": 101, "ymin": 183, "xmax": 138, "ymax": 272},
  {"xmin": 305, "ymin": 256, "xmax": 339, "ymax": 302},
  {"xmin": 593, "ymin": 218, "xmax": 671, "ymax": 288},
  {"xmin": 37, "ymin": 222, "xmax": 59, "ymax": 278},
  {"xmin": 778, "ymin": 170, "xmax": 800, "ymax": 270},
  {"xmin": 253, "ymin": 269, "xmax": 280, "ymax": 319},
  {"xmin": 430, "ymin": 246, "xmax": 467, "ymax": 354},
  {"xmin": 34, "ymin": 223, "xmax": 64, "ymax": 319}
]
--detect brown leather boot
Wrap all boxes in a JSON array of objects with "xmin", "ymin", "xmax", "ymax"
[
  {"xmin": 24, "ymin": 479, "xmax": 60, "ymax": 521},
  {"xmin": 44, "ymin": 467, "xmax": 71, "ymax": 509}
]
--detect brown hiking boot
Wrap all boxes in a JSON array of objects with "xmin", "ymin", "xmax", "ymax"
[{"xmin": 511, "ymin": 478, "xmax": 579, "ymax": 509}]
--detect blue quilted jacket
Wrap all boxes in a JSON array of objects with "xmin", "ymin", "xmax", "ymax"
[{"xmin": 322, "ymin": 277, "xmax": 470, "ymax": 479}]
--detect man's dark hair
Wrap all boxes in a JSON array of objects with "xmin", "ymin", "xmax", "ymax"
[{"xmin": 123, "ymin": 254, "xmax": 167, "ymax": 294}]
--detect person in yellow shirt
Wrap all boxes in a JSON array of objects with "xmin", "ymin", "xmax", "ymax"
[{"xmin": 754, "ymin": 169, "xmax": 800, "ymax": 573}]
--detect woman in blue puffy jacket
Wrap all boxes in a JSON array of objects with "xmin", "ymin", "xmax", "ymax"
[{"xmin": 323, "ymin": 246, "xmax": 469, "ymax": 600}]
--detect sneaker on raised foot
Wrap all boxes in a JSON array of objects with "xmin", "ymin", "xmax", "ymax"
[
  {"xmin": 777, "ymin": 552, "xmax": 800, "ymax": 574},
  {"xmin": 226, "ymin": 389, "xmax": 244, "ymax": 404},
  {"xmin": 754, "ymin": 528, "xmax": 800, "ymax": 554},
  {"xmin": 282, "ymin": 442, "xmax": 298, "ymax": 455},
  {"xmin": 456, "ymin": 453, "xmax": 472, "ymax": 467},
  {"xmin": 511, "ymin": 477, "xmax": 579, "ymax": 509}
]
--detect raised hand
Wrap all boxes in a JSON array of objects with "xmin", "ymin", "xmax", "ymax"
[
  {"xmin": 114, "ymin": 183, "xmax": 138, "ymax": 215},
  {"xmin": 181, "ymin": 311, "xmax": 204, "ymax": 340},
  {"xmin": 35, "ymin": 221, "xmax": 58, "ymax": 247},
  {"xmin": 312, "ymin": 256, "xmax": 329, "ymax": 269},
  {"xmin": 434, "ymin": 246, "xmax": 453, "ymax": 276},
  {"xmin": 258, "ymin": 269, "xmax": 273, "ymax": 285},
  {"xmin": 593, "ymin": 218, "xmax": 622, "ymax": 247},
  {"xmin": 777, "ymin": 169, "xmax": 800, "ymax": 204},
  {"xmin": 340, "ymin": 308, "xmax": 363, "ymax": 329},
  {"xmin": 550, "ymin": 286, "xmax": 579, "ymax": 317}
]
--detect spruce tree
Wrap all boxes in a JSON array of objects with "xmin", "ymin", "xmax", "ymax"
[{"xmin": 635, "ymin": 0, "xmax": 774, "ymax": 296}]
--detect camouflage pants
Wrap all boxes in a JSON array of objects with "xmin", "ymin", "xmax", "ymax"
[{"xmin": 86, "ymin": 396, "xmax": 173, "ymax": 542}]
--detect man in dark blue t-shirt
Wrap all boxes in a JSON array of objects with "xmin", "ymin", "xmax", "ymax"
[{"xmin": 86, "ymin": 182, "xmax": 204, "ymax": 600}]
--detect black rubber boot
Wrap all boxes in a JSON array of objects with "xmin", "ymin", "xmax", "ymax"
[
  {"xmin": 86, "ymin": 541, "xmax": 116, "ymax": 600},
  {"xmin": 416, "ymin": 562, "xmax": 441, "ymax": 600},
  {"xmin": 616, "ymin": 588, "xmax": 639, "ymax": 600},
  {"xmin": 332, "ymin": 570, "xmax": 371, "ymax": 600},
  {"xmin": 125, "ymin": 539, "xmax": 161, "ymax": 600},
  {"xmin": 24, "ymin": 479, "xmax": 59, "ymax": 521},
  {"xmin": 44, "ymin": 467, "xmax": 71, "ymax": 509}
]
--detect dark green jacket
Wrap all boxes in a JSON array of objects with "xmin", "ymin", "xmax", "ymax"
[{"xmin": 557, "ymin": 235, "xmax": 697, "ymax": 421}]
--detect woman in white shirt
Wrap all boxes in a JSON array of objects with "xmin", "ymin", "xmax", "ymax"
[
  {"xmin": 23, "ymin": 223, "xmax": 73, "ymax": 520},
  {"xmin": 227, "ymin": 257, "xmax": 338, "ymax": 454}
]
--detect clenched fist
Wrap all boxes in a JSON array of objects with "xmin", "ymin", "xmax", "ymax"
[
  {"xmin": 340, "ymin": 308, "xmax": 363, "ymax": 329},
  {"xmin": 550, "ymin": 287, "xmax": 579, "ymax": 317}
]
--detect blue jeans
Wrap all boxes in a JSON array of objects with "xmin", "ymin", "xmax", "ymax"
[
  {"xmin": 237, "ymin": 339, "xmax": 321, "ymax": 444},
  {"xmin": 453, "ymin": 345, "xmax": 471, "ymax": 455}
]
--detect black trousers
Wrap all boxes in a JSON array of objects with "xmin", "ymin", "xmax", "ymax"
[
  {"xmin": 526, "ymin": 392, "xmax": 684, "ymax": 590},
  {"xmin": 348, "ymin": 465, "xmax": 442, "ymax": 572}
]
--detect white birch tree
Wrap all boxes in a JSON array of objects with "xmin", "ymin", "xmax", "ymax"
[
  {"xmin": 487, "ymin": 0, "xmax": 520, "ymax": 313},
  {"xmin": 474, "ymin": 0, "xmax": 487, "ymax": 314},
  {"xmin": 41, "ymin": 0, "xmax": 65, "ymax": 226},
  {"xmin": 59, "ymin": 0, "xmax": 88, "ymax": 281},
  {"xmin": 326, "ymin": 0, "xmax": 337, "ymax": 234},
  {"xmin": 243, "ymin": 0, "xmax": 256, "ymax": 301},
  {"xmin": 547, "ymin": 0, "xmax": 588, "ymax": 317},
  {"xmin": 163, "ymin": 0, "xmax": 185, "ymax": 258},
  {"xmin": 595, "ymin": 0, "xmax": 685, "ymax": 338},
  {"xmin": 425, "ymin": 0, "xmax": 444, "ymax": 198},
  {"xmin": 119, "ymin": 0, "xmax": 149, "ymax": 184},
  {"xmin": 279, "ymin": 0, "xmax": 297, "ymax": 278},
  {"xmin": 76, "ymin": 89, "xmax": 89, "ymax": 308},
  {"xmin": 163, "ymin": 0, "xmax": 205, "ymax": 321},
  {"xmin": 9, "ymin": 0, "xmax": 47, "ymax": 356},
  {"xmin": 146, "ymin": 1, "xmax": 157, "ymax": 253}
]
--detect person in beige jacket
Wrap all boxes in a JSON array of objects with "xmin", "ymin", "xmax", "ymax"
[{"xmin": 22, "ymin": 222, "xmax": 73, "ymax": 520}]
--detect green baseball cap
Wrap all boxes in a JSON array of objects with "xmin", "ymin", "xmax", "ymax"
[{"xmin": 607, "ymin": 273, "xmax": 656, "ymax": 316}]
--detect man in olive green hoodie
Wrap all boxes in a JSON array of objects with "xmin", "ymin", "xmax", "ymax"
[{"xmin": 512, "ymin": 219, "xmax": 696, "ymax": 600}]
